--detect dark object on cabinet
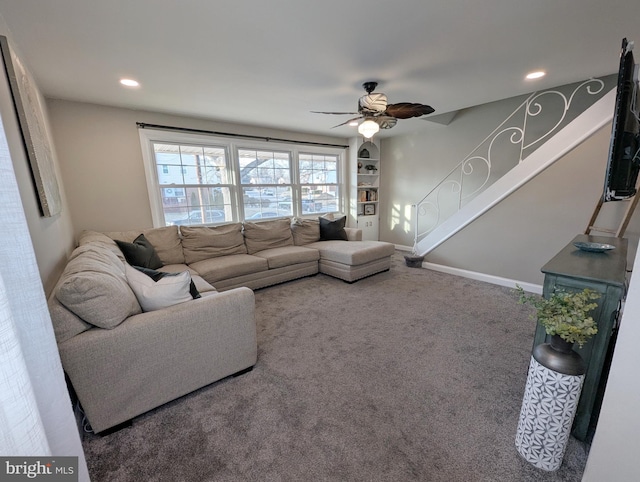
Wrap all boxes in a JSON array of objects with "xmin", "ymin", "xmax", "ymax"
[{"xmin": 604, "ymin": 38, "xmax": 640, "ymax": 201}]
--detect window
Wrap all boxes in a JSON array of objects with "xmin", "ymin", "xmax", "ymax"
[
  {"xmin": 298, "ymin": 153, "xmax": 339, "ymax": 215},
  {"xmin": 152, "ymin": 142, "xmax": 234, "ymax": 227},
  {"xmin": 139, "ymin": 129, "xmax": 344, "ymax": 226},
  {"xmin": 238, "ymin": 149, "xmax": 293, "ymax": 220}
]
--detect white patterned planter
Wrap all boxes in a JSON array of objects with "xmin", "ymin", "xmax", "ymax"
[{"xmin": 515, "ymin": 356, "xmax": 584, "ymax": 471}]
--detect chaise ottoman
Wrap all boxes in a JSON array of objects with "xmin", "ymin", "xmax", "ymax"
[{"xmin": 305, "ymin": 240, "xmax": 396, "ymax": 282}]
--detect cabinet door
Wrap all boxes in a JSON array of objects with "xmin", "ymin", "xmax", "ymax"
[{"xmin": 359, "ymin": 216, "xmax": 378, "ymax": 240}]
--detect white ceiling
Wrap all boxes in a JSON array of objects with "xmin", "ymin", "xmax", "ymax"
[{"xmin": 0, "ymin": 0, "xmax": 639, "ymax": 139}]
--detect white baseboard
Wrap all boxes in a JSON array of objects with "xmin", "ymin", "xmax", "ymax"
[
  {"xmin": 421, "ymin": 261, "xmax": 543, "ymax": 294},
  {"xmin": 393, "ymin": 244, "xmax": 542, "ymax": 294}
]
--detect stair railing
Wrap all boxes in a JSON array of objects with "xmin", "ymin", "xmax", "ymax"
[{"xmin": 411, "ymin": 78, "xmax": 606, "ymax": 252}]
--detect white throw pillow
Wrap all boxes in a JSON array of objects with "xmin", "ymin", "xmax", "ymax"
[{"xmin": 124, "ymin": 263, "xmax": 193, "ymax": 312}]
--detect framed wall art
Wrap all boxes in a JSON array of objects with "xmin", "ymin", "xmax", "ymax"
[{"xmin": 0, "ymin": 35, "xmax": 61, "ymax": 217}]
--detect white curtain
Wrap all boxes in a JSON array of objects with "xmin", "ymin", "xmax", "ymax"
[
  {"xmin": 0, "ymin": 114, "xmax": 88, "ymax": 478},
  {"xmin": 0, "ymin": 273, "xmax": 49, "ymax": 453}
]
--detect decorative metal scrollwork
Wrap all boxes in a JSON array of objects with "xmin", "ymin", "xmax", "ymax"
[{"xmin": 413, "ymin": 78, "xmax": 606, "ymax": 247}]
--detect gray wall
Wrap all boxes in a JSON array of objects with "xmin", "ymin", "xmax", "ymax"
[
  {"xmin": 380, "ymin": 94, "xmax": 528, "ymax": 247},
  {"xmin": 0, "ymin": 20, "xmax": 75, "ymax": 295},
  {"xmin": 427, "ymin": 125, "xmax": 640, "ymax": 285},
  {"xmin": 380, "ymin": 78, "xmax": 639, "ymax": 285},
  {"xmin": 46, "ymin": 99, "xmax": 347, "ymax": 239}
]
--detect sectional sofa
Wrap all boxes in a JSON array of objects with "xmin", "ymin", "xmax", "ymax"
[{"xmin": 48, "ymin": 216, "xmax": 395, "ymax": 433}]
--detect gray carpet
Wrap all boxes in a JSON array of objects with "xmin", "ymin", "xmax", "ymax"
[{"xmin": 81, "ymin": 252, "xmax": 589, "ymax": 481}]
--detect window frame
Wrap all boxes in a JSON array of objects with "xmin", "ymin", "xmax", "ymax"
[
  {"xmin": 237, "ymin": 146, "xmax": 294, "ymax": 220},
  {"xmin": 139, "ymin": 128, "xmax": 345, "ymax": 227},
  {"xmin": 297, "ymin": 151, "xmax": 341, "ymax": 216}
]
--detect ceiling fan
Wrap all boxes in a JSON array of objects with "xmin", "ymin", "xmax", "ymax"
[{"xmin": 312, "ymin": 81, "xmax": 435, "ymax": 137}]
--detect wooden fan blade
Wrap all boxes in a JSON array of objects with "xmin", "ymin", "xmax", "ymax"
[
  {"xmin": 311, "ymin": 111, "xmax": 360, "ymax": 115},
  {"xmin": 385, "ymin": 103, "xmax": 435, "ymax": 119},
  {"xmin": 331, "ymin": 116, "xmax": 363, "ymax": 128}
]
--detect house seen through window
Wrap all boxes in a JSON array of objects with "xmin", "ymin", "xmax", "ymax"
[{"xmin": 141, "ymin": 131, "xmax": 343, "ymax": 227}]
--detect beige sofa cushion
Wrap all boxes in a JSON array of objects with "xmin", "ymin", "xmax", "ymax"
[
  {"xmin": 253, "ymin": 245, "xmax": 320, "ymax": 269},
  {"xmin": 181, "ymin": 223, "xmax": 247, "ymax": 264},
  {"xmin": 243, "ymin": 218, "xmax": 294, "ymax": 254},
  {"xmin": 77, "ymin": 230, "xmax": 126, "ymax": 261},
  {"xmin": 291, "ymin": 218, "xmax": 321, "ymax": 245},
  {"xmin": 104, "ymin": 226, "xmax": 184, "ymax": 265},
  {"xmin": 55, "ymin": 243, "xmax": 142, "ymax": 329},
  {"xmin": 189, "ymin": 254, "xmax": 268, "ymax": 284}
]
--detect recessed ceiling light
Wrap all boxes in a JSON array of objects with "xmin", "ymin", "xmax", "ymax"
[
  {"xmin": 525, "ymin": 71, "xmax": 546, "ymax": 80},
  {"xmin": 348, "ymin": 120, "xmax": 359, "ymax": 126},
  {"xmin": 120, "ymin": 78, "xmax": 140, "ymax": 87}
]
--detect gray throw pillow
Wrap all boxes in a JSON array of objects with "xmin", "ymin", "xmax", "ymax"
[
  {"xmin": 319, "ymin": 216, "xmax": 348, "ymax": 241},
  {"xmin": 115, "ymin": 234, "xmax": 163, "ymax": 269},
  {"xmin": 105, "ymin": 226, "xmax": 185, "ymax": 265}
]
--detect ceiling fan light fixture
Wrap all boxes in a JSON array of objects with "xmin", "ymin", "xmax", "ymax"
[
  {"xmin": 313, "ymin": 80, "xmax": 435, "ymax": 133},
  {"xmin": 359, "ymin": 92, "xmax": 388, "ymax": 113},
  {"xmin": 358, "ymin": 119, "xmax": 380, "ymax": 138}
]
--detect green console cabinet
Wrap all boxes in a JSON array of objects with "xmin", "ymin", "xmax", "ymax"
[{"xmin": 533, "ymin": 234, "xmax": 627, "ymax": 442}]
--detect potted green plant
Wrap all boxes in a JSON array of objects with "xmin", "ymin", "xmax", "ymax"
[
  {"xmin": 514, "ymin": 286, "xmax": 601, "ymax": 471},
  {"xmin": 515, "ymin": 286, "xmax": 600, "ymax": 348}
]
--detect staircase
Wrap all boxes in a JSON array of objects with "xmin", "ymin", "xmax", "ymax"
[{"xmin": 413, "ymin": 84, "xmax": 616, "ymax": 256}]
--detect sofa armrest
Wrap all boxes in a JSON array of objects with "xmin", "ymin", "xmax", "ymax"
[
  {"xmin": 344, "ymin": 227, "xmax": 362, "ymax": 241},
  {"xmin": 59, "ymin": 287, "xmax": 256, "ymax": 432}
]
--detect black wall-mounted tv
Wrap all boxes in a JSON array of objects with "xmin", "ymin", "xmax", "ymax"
[{"xmin": 604, "ymin": 38, "xmax": 640, "ymax": 201}]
